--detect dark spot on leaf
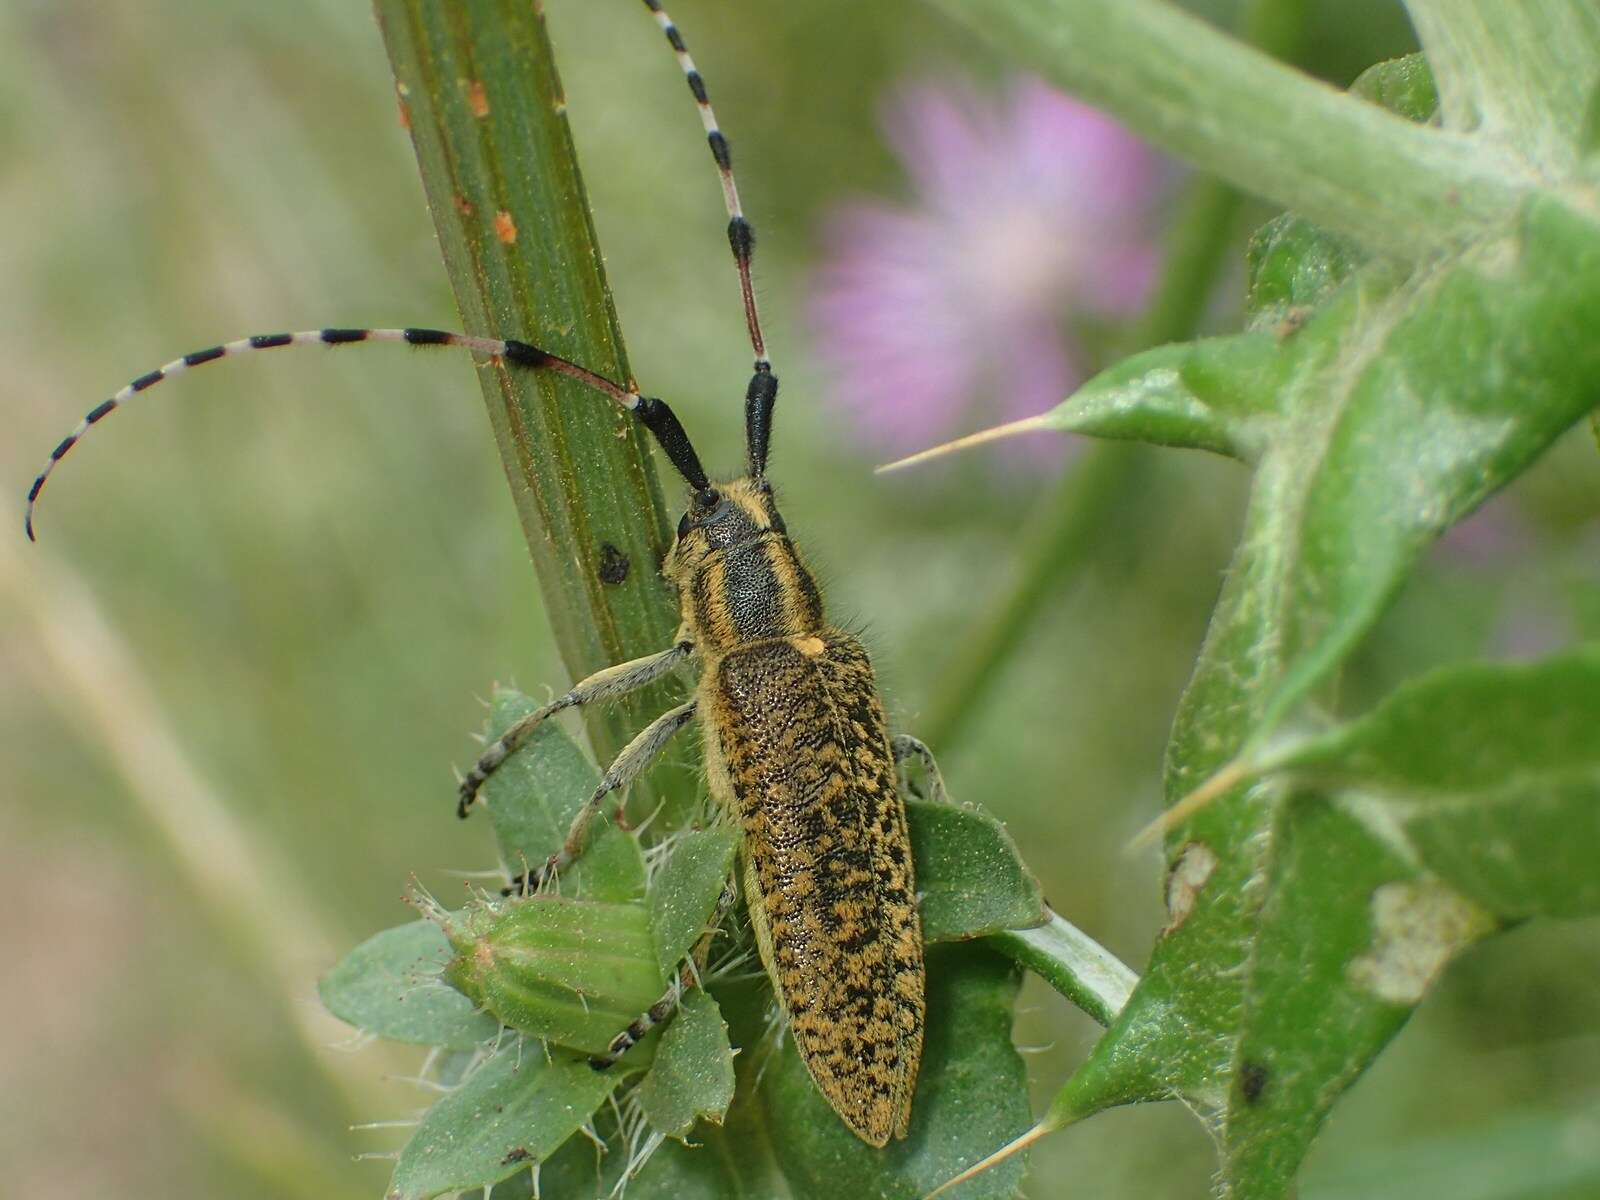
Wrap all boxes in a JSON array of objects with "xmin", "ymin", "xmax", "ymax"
[
  {"xmin": 1240, "ymin": 1060, "xmax": 1269, "ymax": 1105},
  {"xmin": 500, "ymin": 1146, "xmax": 532, "ymax": 1166},
  {"xmin": 598, "ymin": 542, "xmax": 630, "ymax": 586}
]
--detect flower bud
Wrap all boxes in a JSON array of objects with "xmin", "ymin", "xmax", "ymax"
[{"xmin": 440, "ymin": 896, "xmax": 666, "ymax": 1058}]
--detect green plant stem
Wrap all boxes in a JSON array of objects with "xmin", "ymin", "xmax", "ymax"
[
  {"xmin": 1402, "ymin": 1, "xmax": 1600, "ymax": 170},
  {"xmin": 374, "ymin": 2, "xmax": 695, "ymax": 811},
  {"xmin": 926, "ymin": 0, "xmax": 1529, "ymax": 259},
  {"xmin": 990, "ymin": 911, "xmax": 1139, "ymax": 1027},
  {"xmin": 924, "ymin": 444, "xmax": 1139, "ymax": 750}
]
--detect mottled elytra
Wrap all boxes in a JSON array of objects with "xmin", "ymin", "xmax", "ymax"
[{"xmin": 26, "ymin": 0, "xmax": 943, "ymax": 1148}]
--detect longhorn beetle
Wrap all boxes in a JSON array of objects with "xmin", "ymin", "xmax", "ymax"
[{"xmin": 25, "ymin": 0, "xmax": 947, "ymax": 1148}]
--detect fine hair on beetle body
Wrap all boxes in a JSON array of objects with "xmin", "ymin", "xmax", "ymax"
[{"xmin": 25, "ymin": 0, "xmax": 951, "ymax": 1150}]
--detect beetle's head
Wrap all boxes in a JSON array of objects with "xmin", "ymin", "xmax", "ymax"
[{"xmin": 666, "ymin": 476, "xmax": 787, "ymax": 575}]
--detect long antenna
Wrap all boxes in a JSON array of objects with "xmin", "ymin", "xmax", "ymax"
[
  {"xmin": 24, "ymin": 327, "xmax": 711, "ymax": 540},
  {"xmin": 639, "ymin": 1, "xmax": 781, "ymax": 478},
  {"xmin": 640, "ymin": 0, "xmax": 770, "ymax": 375}
]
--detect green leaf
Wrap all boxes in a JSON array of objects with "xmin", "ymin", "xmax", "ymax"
[
  {"xmin": 1210, "ymin": 805, "xmax": 1494, "ymax": 1192},
  {"xmin": 482, "ymin": 938, "xmax": 1035, "ymax": 1196},
  {"xmin": 516, "ymin": 1104, "xmax": 745, "ymax": 1199},
  {"xmin": 1244, "ymin": 214, "xmax": 1364, "ymax": 332},
  {"xmin": 318, "ymin": 921, "xmax": 499, "ymax": 1051},
  {"xmin": 441, "ymin": 896, "xmax": 665, "ymax": 1058},
  {"xmin": 1251, "ymin": 197, "xmax": 1600, "ymax": 737},
  {"xmin": 490, "ymin": 951, "xmax": 1036, "ymax": 1198},
  {"xmin": 1264, "ymin": 648, "xmax": 1600, "ymax": 919},
  {"xmin": 388, "ymin": 1041, "xmax": 617, "ymax": 1200},
  {"xmin": 647, "ymin": 827, "xmax": 738, "ymax": 977},
  {"xmin": 636, "ymin": 988, "xmax": 737, "ymax": 1140},
  {"xmin": 1039, "ymin": 196, "xmax": 1600, "ymax": 1199},
  {"xmin": 1041, "ymin": 800, "xmax": 1496, "ymax": 1198},
  {"xmin": 1347, "ymin": 53, "xmax": 1440, "ymax": 123},
  {"xmin": 1028, "ymin": 77, "xmax": 1600, "ymax": 767},
  {"xmin": 907, "ymin": 798, "xmax": 1047, "ymax": 942},
  {"xmin": 1033, "ymin": 334, "xmax": 1286, "ymax": 463},
  {"xmin": 481, "ymin": 688, "xmax": 646, "ymax": 904},
  {"xmin": 759, "ymin": 944, "xmax": 1033, "ymax": 1199}
]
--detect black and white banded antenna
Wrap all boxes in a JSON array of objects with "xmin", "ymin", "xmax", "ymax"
[
  {"xmin": 641, "ymin": 0, "xmax": 780, "ymax": 479},
  {"xmin": 23, "ymin": 328, "xmax": 712, "ymax": 541},
  {"xmin": 23, "ymin": 0, "xmax": 781, "ymax": 540}
]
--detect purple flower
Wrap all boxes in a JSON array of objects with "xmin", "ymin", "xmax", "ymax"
[{"xmin": 809, "ymin": 77, "xmax": 1165, "ymax": 465}]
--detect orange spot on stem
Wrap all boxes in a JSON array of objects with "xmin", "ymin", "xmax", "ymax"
[
  {"xmin": 467, "ymin": 79, "xmax": 490, "ymax": 118},
  {"xmin": 494, "ymin": 210, "xmax": 518, "ymax": 244}
]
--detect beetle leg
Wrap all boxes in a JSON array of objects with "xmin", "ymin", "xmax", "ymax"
[
  {"xmin": 459, "ymin": 640, "xmax": 694, "ymax": 817},
  {"xmin": 891, "ymin": 733, "xmax": 948, "ymax": 806},
  {"xmin": 503, "ymin": 699, "xmax": 698, "ymax": 895},
  {"xmin": 588, "ymin": 878, "xmax": 739, "ymax": 1068}
]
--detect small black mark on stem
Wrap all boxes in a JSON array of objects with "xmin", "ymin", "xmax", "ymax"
[{"xmin": 598, "ymin": 542, "xmax": 630, "ymax": 586}]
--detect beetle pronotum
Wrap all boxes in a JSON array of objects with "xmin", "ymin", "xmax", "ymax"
[{"xmin": 25, "ymin": 0, "xmax": 952, "ymax": 1147}]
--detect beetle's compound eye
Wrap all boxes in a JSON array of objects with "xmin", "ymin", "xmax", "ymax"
[{"xmin": 678, "ymin": 488, "xmax": 720, "ymax": 541}]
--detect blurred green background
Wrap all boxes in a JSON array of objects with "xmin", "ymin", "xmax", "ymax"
[{"xmin": 4, "ymin": 0, "xmax": 1598, "ymax": 1196}]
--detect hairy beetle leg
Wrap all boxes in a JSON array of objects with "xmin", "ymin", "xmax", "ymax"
[
  {"xmin": 891, "ymin": 733, "xmax": 948, "ymax": 806},
  {"xmin": 460, "ymin": 640, "xmax": 694, "ymax": 818},
  {"xmin": 502, "ymin": 699, "xmax": 698, "ymax": 896}
]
